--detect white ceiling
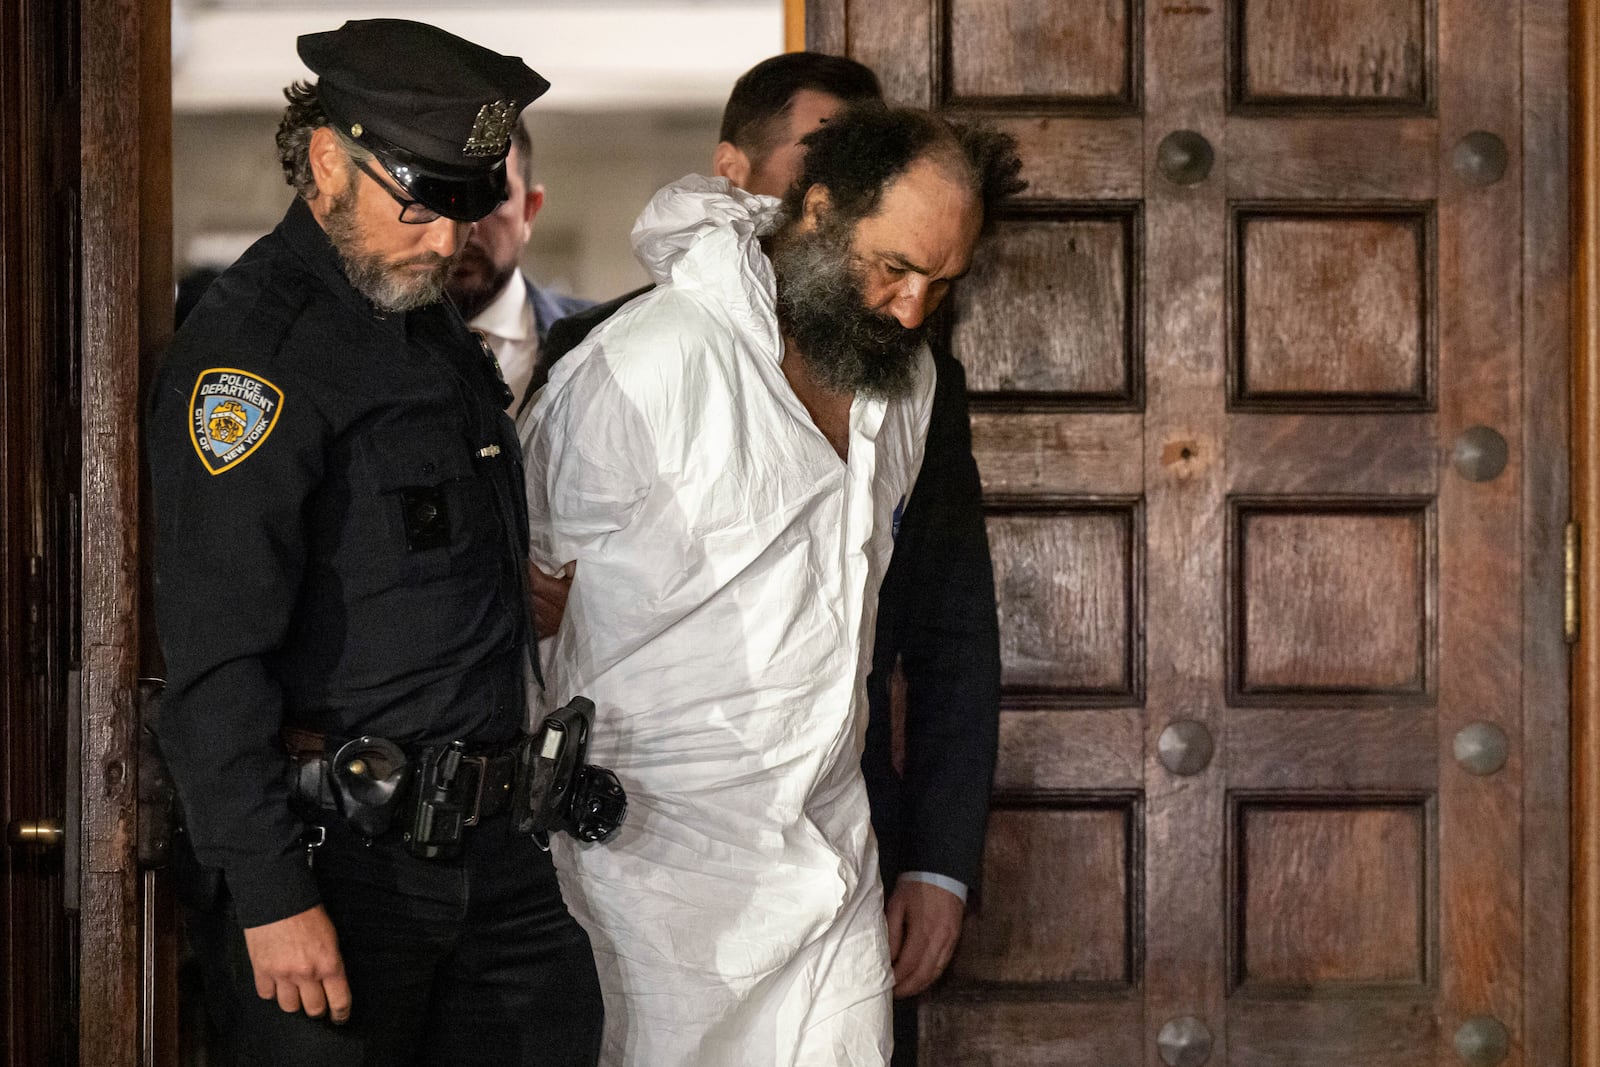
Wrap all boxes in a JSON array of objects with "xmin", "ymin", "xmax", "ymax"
[{"xmin": 171, "ymin": 2, "xmax": 787, "ymax": 112}]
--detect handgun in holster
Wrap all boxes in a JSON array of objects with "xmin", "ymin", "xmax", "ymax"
[{"xmin": 513, "ymin": 696, "xmax": 627, "ymax": 846}]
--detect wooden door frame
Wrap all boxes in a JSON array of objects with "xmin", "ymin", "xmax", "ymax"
[
  {"xmin": 78, "ymin": 0, "xmax": 170, "ymax": 1061},
  {"xmin": 1573, "ymin": 0, "xmax": 1600, "ymax": 1062}
]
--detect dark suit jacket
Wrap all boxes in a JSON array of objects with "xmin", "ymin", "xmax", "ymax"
[
  {"xmin": 535, "ymin": 286, "xmax": 649, "ymax": 394},
  {"xmin": 541, "ymin": 292, "xmax": 1001, "ymax": 897},
  {"xmin": 517, "ymin": 276, "xmax": 596, "ymax": 417},
  {"xmin": 862, "ymin": 351, "xmax": 999, "ymax": 896},
  {"xmin": 528, "ymin": 276, "xmax": 595, "ymax": 343}
]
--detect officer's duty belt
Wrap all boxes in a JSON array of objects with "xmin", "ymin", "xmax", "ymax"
[{"xmin": 282, "ymin": 727, "xmax": 518, "ymax": 828}]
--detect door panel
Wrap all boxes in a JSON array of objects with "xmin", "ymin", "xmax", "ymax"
[
  {"xmin": 813, "ymin": 0, "xmax": 1568, "ymax": 1062},
  {"xmin": 990, "ymin": 505, "xmax": 1141, "ymax": 699},
  {"xmin": 947, "ymin": 0, "xmax": 1135, "ymax": 107},
  {"xmin": 1230, "ymin": 501, "xmax": 1433, "ymax": 698},
  {"xmin": 956, "ymin": 212, "xmax": 1139, "ymax": 402},
  {"xmin": 952, "ymin": 801, "xmax": 1137, "ymax": 986},
  {"xmin": 1235, "ymin": 210, "xmax": 1431, "ymax": 403},
  {"xmin": 1234, "ymin": 0, "xmax": 1430, "ymax": 108},
  {"xmin": 1233, "ymin": 797, "xmax": 1434, "ymax": 988}
]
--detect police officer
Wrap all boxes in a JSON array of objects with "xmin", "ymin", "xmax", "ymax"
[{"xmin": 148, "ymin": 20, "xmax": 603, "ymax": 1065}]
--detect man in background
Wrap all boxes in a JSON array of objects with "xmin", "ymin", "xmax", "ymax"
[
  {"xmin": 448, "ymin": 120, "xmax": 593, "ymax": 414},
  {"xmin": 537, "ymin": 53, "xmax": 1003, "ymax": 1064}
]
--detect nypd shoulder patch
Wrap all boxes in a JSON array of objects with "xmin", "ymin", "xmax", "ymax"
[{"xmin": 187, "ymin": 367, "xmax": 284, "ymax": 475}]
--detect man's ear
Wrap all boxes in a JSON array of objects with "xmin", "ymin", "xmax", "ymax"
[
  {"xmin": 518, "ymin": 183, "xmax": 546, "ymax": 243},
  {"xmin": 712, "ymin": 141, "xmax": 752, "ymax": 191},
  {"xmin": 798, "ymin": 184, "xmax": 832, "ymax": 232},
  {"xmin": 523, "ymin": 183, "xmax": 546, "ymax": 226},
  {"xmin": 306, "ymin": 126, "xmax": 348, "ymax": 216}
]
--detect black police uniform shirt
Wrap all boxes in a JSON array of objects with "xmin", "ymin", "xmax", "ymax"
[{"xmin": 148, "ymin": 197, "xmax": 531, "ymax": 929}]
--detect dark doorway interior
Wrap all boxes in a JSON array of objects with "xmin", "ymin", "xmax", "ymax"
[{"xmin": 2, "ymin": 0, "xmax": 83, "ymax": 1063}]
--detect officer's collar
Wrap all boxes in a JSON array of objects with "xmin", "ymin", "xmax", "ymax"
[{"xmin": 279, "ymin": 196, "xmax": 419, "ymax": 340}]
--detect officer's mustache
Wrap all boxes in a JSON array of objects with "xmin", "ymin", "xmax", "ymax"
[{"xmin": 392, "ymin": 251, "xmax": 457, "ymax": 270}]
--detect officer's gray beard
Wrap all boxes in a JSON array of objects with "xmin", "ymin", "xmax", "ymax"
[
  {"xmin": 323, "ymin": 178, "xmax": 459, "ymax": 313},
  {"xmin": 771, "ymin": 218, "xmax": 925, "ymax": 400}
]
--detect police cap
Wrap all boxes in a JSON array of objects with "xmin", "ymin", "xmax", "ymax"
[{"xmin": 297, "ymin": 19, "xmax": 550, "ymax": 222}]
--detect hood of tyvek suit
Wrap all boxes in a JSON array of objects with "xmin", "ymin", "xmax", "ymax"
[{"xmin": 629, "ymin": 174, "xmax": 784, "ymax": 342}]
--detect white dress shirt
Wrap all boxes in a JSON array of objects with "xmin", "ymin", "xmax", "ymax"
[{"xmin": 468, "ymin": 270, "xmax": 538, "ymax": 412}]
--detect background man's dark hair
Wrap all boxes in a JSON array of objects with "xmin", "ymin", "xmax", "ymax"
[
  {"xmin": 782, "ymin": 106, "xmax": 1026, "ymax": 235},
  {"xmin": 718, "ymin": 52, "xmax": 882, "ymax": 162},
  {"xmin": 510, "ymin": 119, "xmax": 536, "ymax": 189},
  {"xmin": 275, "ymin": 79, "xmax": 371, "ymax": 200}
]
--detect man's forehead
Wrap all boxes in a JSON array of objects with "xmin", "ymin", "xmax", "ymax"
[
  {"xmin": 848, "ymin": 158, "xmax": 982, "ymax": 271},
  {"xmin": 873, "ymin": 156, "xmax": 977, "ymax": 218}
]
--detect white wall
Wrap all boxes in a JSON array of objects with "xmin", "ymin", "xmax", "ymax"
[
  {"xmin": 172, "ymin": 3, "xmax": 784, "ymax": 113},
  {"xmin": 173, "ymin": 107, "xmax": 723, "ymax": 302},
  {"xmin": 170, "ymin": 0, "xmax": 783, "ymax": 301}
]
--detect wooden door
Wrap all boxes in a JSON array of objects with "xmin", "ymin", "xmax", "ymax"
[
  {"xmin": 3, "ymin": 0, "xmax": 82, "ymax": 1063},
  {"xmin": 809, "ymin": 1, "xmax": 1571, "ymax": 1063},
  {"xmin": 76, "ymin": 0, "xmax": 176, "ymax": 1056}
]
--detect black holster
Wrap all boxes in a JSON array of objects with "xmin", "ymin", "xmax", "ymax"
[{"xmin": 512, "ymin": 696, "xmax": 627, "ymax": 845}]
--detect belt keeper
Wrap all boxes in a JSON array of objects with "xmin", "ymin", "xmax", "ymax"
[{"xmin": 461, "ymin": 755, "xmax": 489, "ymax": 827}]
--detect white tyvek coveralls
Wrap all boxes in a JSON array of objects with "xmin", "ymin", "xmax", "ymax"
[{"xmin": 521, "ymin": 175, "xmax": 935, "ymax": 1067}]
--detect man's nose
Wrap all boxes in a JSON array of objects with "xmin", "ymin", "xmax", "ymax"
[
  {"xmin": 420, "ymin": 217, "xmax": 468, "ymax": 258},
  {"xmin": 888, "ymin": 277, "xmax": 935, "ymax": 330}
]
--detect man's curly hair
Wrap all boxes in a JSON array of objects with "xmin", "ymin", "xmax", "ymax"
[
  {"xmin": 275, "ymin": 80, "xmax": 370, "ymax": 200},
  {"xmin": 779, "ymin": 106, "xmax": 1026, "ymax": 234}
]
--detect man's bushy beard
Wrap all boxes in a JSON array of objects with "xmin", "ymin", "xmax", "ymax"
[
  {"xmin": 771, "ymin": 218, "xmax": 926, "ymax": 400},
  {"xmin": 323, "ymin": 173, "xmax": 459, "ymax": 313}
]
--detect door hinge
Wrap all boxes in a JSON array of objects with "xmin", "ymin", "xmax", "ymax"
[{"xmin": 1566, "ymin": 521, "xmax": 1580, "ymax": 643}]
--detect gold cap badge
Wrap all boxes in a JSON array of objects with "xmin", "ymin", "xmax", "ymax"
[{"xmin": 463, "ymin": 100, "xmax": 517, "ymax": 157}]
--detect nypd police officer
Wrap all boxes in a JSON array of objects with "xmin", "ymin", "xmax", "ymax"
[{"xmin": 147, "ymin": 20, "xmax": 603, "ymax": 1065}]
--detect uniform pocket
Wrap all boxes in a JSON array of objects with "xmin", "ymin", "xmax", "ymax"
[{"xmin": 362, "ymin": 424, "xmax": 476, "ymax": 581}]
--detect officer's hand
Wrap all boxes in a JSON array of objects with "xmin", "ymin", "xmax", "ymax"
[
  {"xmin": 529, "ymin": 560, "xmax": 575, "ymax": 639},
  {"xmin": 242, "ymin": 904, "xmax": 352, "ymax": 1024},
  {"xmin": 885, "ymin": 879, "xmax": 965, "ymax": 999}
]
